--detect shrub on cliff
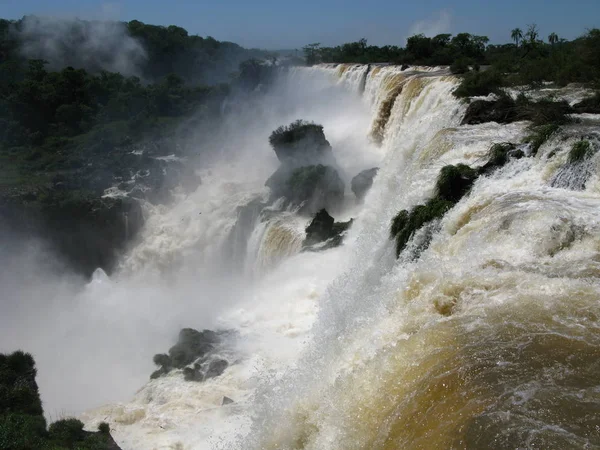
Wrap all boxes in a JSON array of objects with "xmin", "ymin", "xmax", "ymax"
[
  {"xmin": 48, "ymin": 418, "xmax": 86, "ymax": 446},
  {"xmin": 435, "ymin": 164, "xmax": 479, "ymax": 202},
  {"xmin": 453, "ymin": 69, "xmax": 503, "ymax": 98},
  {"xmin": 390, "ymin": 164, "xmax": 479, "ymax": 258}
]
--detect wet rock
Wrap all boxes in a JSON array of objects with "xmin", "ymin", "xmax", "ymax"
[
  {"xmin": 303, "ymin": 209, "xmax": 353, "ymax": 250},
  {"xmin": 266, "ymin": 164, "xmax": 345, "ymax": 215},
  {"xmin": 205, "ymin": 359, "xmax": 229, "ymax": 380},
  {"xmin": 0, "ymin": 192, "xmax": 144, "ymax": 277},
  {"xmin": 573, "ymin": 93, "xmax": 600, "ymax": 114},
  {"xmin": 351, "ymin": 167, "xmax": 379, "ymax": 200},
  {"xmin": 168, "ymin": 329, "xmax": 220, "ymax": 369},
  {"xmin": 222, "ymin": 396, "xmax": 234, "ymax": 406},
  {"xmin": 183, "ymin": 365, "xmax": 204, "ymax": 382},
  {"xmin": 461, "ymin": 96, "xmax": 518, "ymax": 125}
]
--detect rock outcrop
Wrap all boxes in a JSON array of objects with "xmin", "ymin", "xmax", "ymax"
[
  {"xmin": 265, "ymin": 120, "xmax": 346, "ymax": 215},
  {"xmin": 351, "ymin": 167, "xmax": 379, "ymax": 200},
  {"xmin": 0, "ymin": 191, "xmax": 143, "ymax": 277},
  {"xmin": 151, "ymin": 328, "xmax": 232, "ymax": 383},
  {"xmin": 303, "ymin": 209, "xmax": 353, "ymax": 250},
  {"xmin": 268, "ymin": 120, "xmax": 334, "ymax": 167}
]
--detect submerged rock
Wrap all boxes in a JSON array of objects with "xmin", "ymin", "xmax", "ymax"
[
  {"xmin": 222, "ymin": 396, "xmax": 235, "ymax": 406},
  {"xmin": 351, "ymin": 167, "xmax": 379, "ymax": 200},
  {"xmin": 303, "ymin": 209, "xmax": 353, "ymax": 250}
]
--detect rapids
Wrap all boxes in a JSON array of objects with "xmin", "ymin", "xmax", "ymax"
[{"xmin": 6, "ymin": 63, "xmax": 599, "ymax": 449}]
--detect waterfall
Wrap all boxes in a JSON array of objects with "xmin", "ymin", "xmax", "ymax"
[{"xmin": 72, "ymin": 65, "xmax": 600, "ymax": 450}]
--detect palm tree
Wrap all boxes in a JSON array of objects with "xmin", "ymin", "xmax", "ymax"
[
  {"xmin": 548, "ymin": 32, "xmax": 559, "ymax": 45},
  {"xmin": 511, "ymin": 28, "xmax": 523, "ymax": 47}
]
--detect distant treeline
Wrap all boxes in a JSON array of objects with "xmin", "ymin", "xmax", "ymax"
[
  {"xmin": 0, "ymin": 16, "xmax": 272, "ymax": 84},
  {"xmin": 0, "ymin": 16, "xmax": 278, "ymax": 197},
  {"xmin": 303, "ymin": 25, "xmax": 600, "ymax": 87}
]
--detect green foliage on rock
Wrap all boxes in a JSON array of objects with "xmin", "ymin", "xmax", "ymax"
[
  {"xmin": 524, "ymin": 124, "xmax": 560, "ymax": 154},
  {"xmin": 390, "ymin": 198, "xmax": 455, "ymax": 257},
  {"xmin": 435, "ymin": 164, "xmax": 479, "ymax": 202},
  {"xmin": 568, "ymin": 140, "xmax": 594, "ymax": 163},
  {"xmin": 453, "ymin": 69, "xmax": 503, "ymax": 98},
  {"xmin": 390, "ymin": 164, "xmax": 479, "ymax": 257}
]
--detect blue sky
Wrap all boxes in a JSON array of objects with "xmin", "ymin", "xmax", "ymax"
[{"xmin": 1, "ymin": 0, "xmax": 599, "ymax": 49}]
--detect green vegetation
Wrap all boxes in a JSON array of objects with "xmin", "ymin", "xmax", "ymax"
[
  {"xmin": 0, "ymin": 16, "xmax": 275, "ymax": 199},
  {"xmin": 568, "ymin": 140, "xmax": 595, "ymax": 163},
  {"xmin": 0, "ymin": 351, "xmax": 115, "ymax": 449},
  {"xmin": 269, "ymin": 120, "xmax": 325, "ymax": 148},
  {"xmin": 390, "ymin": 146, "xmax": 528, "ymax": 258},
  {"xmin": 453, "ymin": 69, "xmax": 503, "ymax": 98},
  {"xmin": 435, "ymin": 164, "xmax": 479, "ymax": 202},
  {"xmin": 305, "ymin": 33, "xmax": 488, "ymax": 66},
  {"xmin": 390, "ymin": 197, "xmax": 455, "ymax": 257},
  {"xmin": 390, "ymin": 164, "xmax": 478, "ymax": 257},
  {"xmin": 304, "ymin": 27, "xmax": 600, "ymax": 96},
  {"xmin": 524, "ymin": 124, "xmax": 560, "ymax": 154}
]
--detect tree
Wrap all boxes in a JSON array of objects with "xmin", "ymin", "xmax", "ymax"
[
  {"xmin": 548, "ymin": 32, "xmax": 559, "ymax": 46},
  {"xmin": 526, "ymin": 24, "xmax": 539, "ymax": 44},
  {"xmin": 302, "ymin": 43, "xmax": 321, "ymax": 66},
  {"xmin": 511, "ymin": 28, "xmax": 523, "ymax": 47}
]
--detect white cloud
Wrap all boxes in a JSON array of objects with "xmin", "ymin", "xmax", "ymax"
[{"xmin": 407, "ymin": 10, "xmax": 453, "ymax": 39}]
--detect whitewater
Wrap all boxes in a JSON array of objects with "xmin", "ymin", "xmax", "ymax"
[{"xmin": 5, "ymin": 64, "xmax": 600, "ymax": 449}]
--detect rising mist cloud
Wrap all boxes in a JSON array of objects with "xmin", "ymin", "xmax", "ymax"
[
  {"xmin": 406, "ymin": 10, "xmax": 453, "ymax": 39},
  {"xmin": 14, "ymin": 15, "xmax": 147, "ymax": 77}
]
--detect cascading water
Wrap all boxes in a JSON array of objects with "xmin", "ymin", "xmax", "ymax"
[
  {"xmin": 245, "ymin": 68, "xmax": 600, "ymax": 450},
  {"xmin": 16, "ymin": 63, "xmax": 596, "ymax": 449}
]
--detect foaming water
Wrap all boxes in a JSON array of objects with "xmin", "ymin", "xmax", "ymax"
[
  {"xmin": 5, "ymin": 63, "xmax": 599, "ymax": 449},
  {"xmin": 245, "ymin": 67, "xmax": 600, "ymax": 450}
]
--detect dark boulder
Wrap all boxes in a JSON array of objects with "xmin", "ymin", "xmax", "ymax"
[
  {"xmin": 183, "ymin": 365, "xmax": 204, "ymax": 382},
  {"xmin": 222, "ymin": 396, "xmax": 235, "ymax": 406},
  {"xmin": 351, "ymin": 167, "xmax": 379, "ymax": 200},
  {"xmin": 462, "ymin": 95, "xmax": 573, "ymax": 126},
  {"xmin": 168, "ymin": 329, "xmax": 219, "ymax": 369},
  {"xmin": 572, "ymin": 93, "xmax": 600, "ymax": 114},
  {"xmin": 461, "ymin": 96, "xmax": 518, "ymax": 125},
  {"xmin": 303, "ymin": 209, "xmax": 353, "ymax": 250},
  {"xmin": 205, "ymin": 359, "xmax": 229, "ymax": 380},
  {"xmin": 151, "ymin": 328, "xmax": 234, "ymax": 382}
]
